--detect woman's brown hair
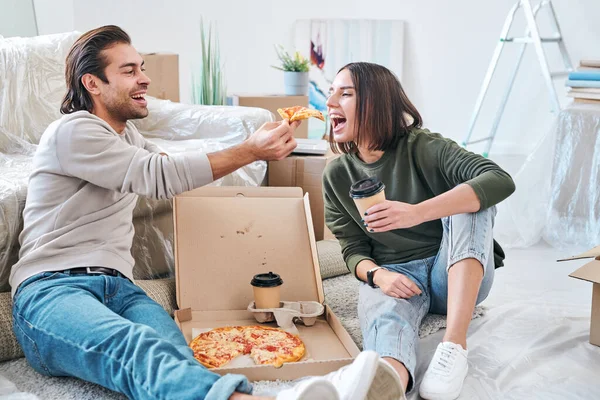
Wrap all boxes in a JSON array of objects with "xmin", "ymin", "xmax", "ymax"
[
  {"xmin": 60, "ymin": 25, "xmax": 131, "ymax": 114},
  {"xmin": 329, "ymin": 62, "xmax": 422, "ymax": 154}
]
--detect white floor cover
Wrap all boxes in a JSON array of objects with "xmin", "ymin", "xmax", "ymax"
[{"xmin": 411, "ymin": 244, "xmax": 600, "ymax": 400}]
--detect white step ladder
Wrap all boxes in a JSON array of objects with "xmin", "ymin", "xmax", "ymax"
[{"xmin": 462, "ymin": 0, "xmax": 573, "ymax": 157}]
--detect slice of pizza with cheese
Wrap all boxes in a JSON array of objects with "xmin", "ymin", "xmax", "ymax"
[
  {"xmin": 277, "ymin": 106, "xmax": 304, "ymax": 120},
  {"xmin": 244, "ymin": 326, "xmax": 305, "ymax": 367},
  {"xmin": 277, "ymin": 106, "xmax": 325, "ymax": 122}
]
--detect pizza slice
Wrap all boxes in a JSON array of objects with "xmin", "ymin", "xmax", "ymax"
[
  {"xmin": 190, "ymin": 326, "xmax": 251, "ymax": 368},
  {"xmin": 245, "ymin": 326, "xmax": 305, "ymax": 367},
  {"xmin": 277, "ymin": 106, "xmax": 325, "ymax": 122},
  {"xmin": 191, "ymin": 340, "xmax": 242, "ymax": 368},
  {"xmin": 277, "ymin": 106, "xmax": 303, "ymax": 120}
]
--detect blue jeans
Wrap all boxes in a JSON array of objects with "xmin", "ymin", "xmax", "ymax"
[
  {"xmin": 358, "ymin": 207, "xmax": 497, "ymax": 393},
  {"xmin": 12, "ymin": 271, "xmax": 252, "ymax": 400}
]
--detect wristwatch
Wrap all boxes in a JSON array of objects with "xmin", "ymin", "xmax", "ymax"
[{"xmin": 367, "ymin": 267, "xmax": 383, "ymax": 288}]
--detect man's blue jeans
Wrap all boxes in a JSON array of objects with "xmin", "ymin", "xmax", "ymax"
[{"xmin": 12, "ymin": 271, "xmax": 252, "ymax": 400}]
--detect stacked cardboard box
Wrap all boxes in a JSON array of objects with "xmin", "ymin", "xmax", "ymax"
[
  {"xmin": 141, "ymin": 53, "xmax": 180, "ymax": 102},
  {"xmin": 268, "ymin": 150, "xmax": 338, "ymax": 241}
]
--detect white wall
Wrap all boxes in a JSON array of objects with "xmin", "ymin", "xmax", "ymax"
[
  {"xmin": 0, "ymin": 0, "xmax": 38, "ymax": 37},
  {"xmin": 33, "ymin": 0, "xmax": 74, "ymax": 35},
  {"xmin": 36, "ymin": 0, "xmax": 600, "ymax": 154}
]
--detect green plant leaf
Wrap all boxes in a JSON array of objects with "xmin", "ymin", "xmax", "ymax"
[
  {"xmin": 272, "ymin": 44, "xmax": 310, "ymax": 72},
  {"xmin": 193, "ymin": 17, "xmax": 227, "ymax": 105}
]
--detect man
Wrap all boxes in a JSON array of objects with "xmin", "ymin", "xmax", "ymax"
[{"xmin": 10, "ymin": 26, "xmax": 404, "ymax": 400}]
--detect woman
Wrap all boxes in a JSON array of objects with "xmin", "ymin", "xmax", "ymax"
[{"xmin": 322, "ymin": 62, "xmax": 515, "ymax": 400}]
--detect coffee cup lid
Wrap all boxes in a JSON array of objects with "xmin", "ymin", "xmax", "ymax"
[
  {"xmin": 251, "ymin": 272, "xmax": 283, "ymax": 288},
  {"xmin": 349, "ymin": 176, "xmax": 385, "ymax": 199}
]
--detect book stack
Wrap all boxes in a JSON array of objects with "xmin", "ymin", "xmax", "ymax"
[{"xmin": 566, "ymin": 60, "xmax": 600, "ymax": 104}]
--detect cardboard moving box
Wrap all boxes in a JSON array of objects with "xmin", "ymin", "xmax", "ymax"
[
  {"xmin": 173, "ymin": 187, "xmax": 359, "ymax": 381},
  {"xmin": 268, "ymin": 152, "xmax": 338, "ymax": 241},
  {"xmin": 558, "ymin": 245, "xmax": 600, "ymax": 346},
  {"xmin": 141, "ymin": 53, "xmax": 180, "ymax": 102}
]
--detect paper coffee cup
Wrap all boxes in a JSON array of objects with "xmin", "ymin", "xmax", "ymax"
[
  {"xmin": 349, "ymin": 176, "xmax": 386, "ymax": 216},
  {"xmin": 251, "ymin": 272, "xmax": 283, "ymax": 309}
]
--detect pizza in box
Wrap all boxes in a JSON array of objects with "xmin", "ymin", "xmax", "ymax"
[{"xmin": 189, "ymin": 325, "xmax": 306, "ymax": 368}]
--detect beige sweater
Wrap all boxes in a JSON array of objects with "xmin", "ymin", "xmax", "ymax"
[{"xmin": 10, "ymin": 111, "xmax": 213, "ymax": 296}]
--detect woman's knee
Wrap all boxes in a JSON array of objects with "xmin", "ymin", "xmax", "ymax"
[
  {"xmin": 443, "ymin": 206, "xmax": 496, "ymax": 232},
  {"xmin": 444, "ymin": 207, "xmax": 496, "ymax": 269}
]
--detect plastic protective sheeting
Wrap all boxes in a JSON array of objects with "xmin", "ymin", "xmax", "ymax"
[
  {"xmin": 0, "ymin": 32, "xmax": 273, "ymax": 291},
  {"xmin": 0, "ymin": 32, "xmax": 80, "ymax": 147},
  {"xmin": 0, "ymin": 155, "xmax": 32, "ymax": 292},
  {"xmin": 495, "ymin": 102, "xmax": 600, "ymax": 249}
]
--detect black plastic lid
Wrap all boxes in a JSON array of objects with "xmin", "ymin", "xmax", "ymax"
[
  {"xmin": 349, "ymin": 177, "xmax": 385, "ymax": 199},
  {"xmin": 251, "ymin": 272, "xmax": 283, "ymax": 288}
]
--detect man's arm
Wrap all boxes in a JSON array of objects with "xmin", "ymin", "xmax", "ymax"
[
  {"xmin": 55, "ymin": 117, "xmax": 298, "ymax": 199},
  {"xmin": 208, "ymin": 120, "xmax": 298, "ymax": 180},
  {"xmin": 142, "ymin": 137, "xmax": 163, "ymax": 154}
]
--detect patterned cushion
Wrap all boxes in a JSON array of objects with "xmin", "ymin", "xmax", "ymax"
[
  {"xmin": 135, "ymin": 278, "xmax": 177, "ymax": 316},
  {"xmin": 317, "ymin": 240, "xmax": 350, "ymax": 280},
  {"xmin": 0, "ymin": 292, "xmax": 20, "ymax": 362}
]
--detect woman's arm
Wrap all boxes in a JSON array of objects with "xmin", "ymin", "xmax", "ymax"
[
  {"xmin": 437, "ymin": 139, "xmax": 516, "ymax": 210},
  {"xmin": 364, "ymin": 183, "xmax": 479, "ymax": 232},
  {"xmin": 364, "ymin": 137, "xmax": 515, "ymax": 232}
]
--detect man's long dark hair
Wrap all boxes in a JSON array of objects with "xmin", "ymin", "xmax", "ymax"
[{"xmin": 60, "ymin": 25, "xmax": 131, "ymax": 114}]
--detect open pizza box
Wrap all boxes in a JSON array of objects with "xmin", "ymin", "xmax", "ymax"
[
  {"xmin": 558, "ymin": 245, "xmax": 600, "ymax": 347},
  {"xmin": 173, "ymin": 186, "xmax": 360, "ymax": 381}
]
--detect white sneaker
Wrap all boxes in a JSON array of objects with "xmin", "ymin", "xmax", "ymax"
[
  {"xmin": 276, "ymin": 377, "xmax": 339, "ymax": 400},
  {"xmin": 322, "ymin": 351, "xmax": 405, "ymax": 400},
  {"xmin": 419, "ymin": 342, "xmax": 469, "ymax": 400},
  {"xmin": 367, "ymin": 359, "xmax": 407, "ymax": 400}
]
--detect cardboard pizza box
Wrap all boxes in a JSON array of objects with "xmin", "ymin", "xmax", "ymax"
[
  {"xmin": 173, "ymin": 186, "xmax": 359, "ymax": 380},
  {"xmin": 558, "ymin": 245, "xmax": 600, "ymax": 347}
]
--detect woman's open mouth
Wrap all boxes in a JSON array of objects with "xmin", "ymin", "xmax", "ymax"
[{"xmin": 331, "ymin": 115, "xmax": 347, "ymax": 132}]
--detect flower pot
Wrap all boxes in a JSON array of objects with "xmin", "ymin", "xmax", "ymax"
[{"xmin": 283, "ymin": 71, "xmax": 309, "ymax": 96}]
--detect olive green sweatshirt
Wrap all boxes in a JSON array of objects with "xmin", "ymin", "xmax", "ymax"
[{"xmin": 322, "ymin": 128, "xmax": 515, "ymax": 277}]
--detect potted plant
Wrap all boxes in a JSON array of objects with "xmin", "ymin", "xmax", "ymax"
[
  {"xmin": 192, "ymin": 18, "xmax": 226, "ymax": 105},
  {"xmin": 272, "ymin": 45, "xmax": 310, "ymax": 96}
]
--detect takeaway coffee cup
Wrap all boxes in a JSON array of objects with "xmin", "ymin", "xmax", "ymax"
[
  {"xmin": 251, "ymin": 272, "xmax": 283, "ymax": 309},
  {"xmin": 349, "ymin": 176, "xmax": 386, "ymax": 216}
]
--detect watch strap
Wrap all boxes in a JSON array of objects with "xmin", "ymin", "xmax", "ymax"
[{"xmin": 367, "ymin": 266, "xmax": 383, "ymax": 288}]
